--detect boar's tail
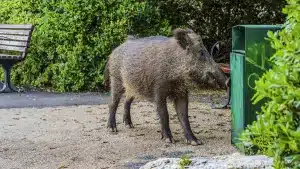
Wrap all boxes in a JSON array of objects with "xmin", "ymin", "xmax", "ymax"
[{"xmin": 103, "ymin": 59, "xmax": 110, "ymax": 91}]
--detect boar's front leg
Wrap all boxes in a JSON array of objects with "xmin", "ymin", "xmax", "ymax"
[
  {"xmin": 155, "ymin": 93, "xmax": 175, "ymax": 143},
  {"xmin": 123, "ymin": 96, "xmax": 134, "ymax": 128},
  {"xmin": 107, "ymin": 78, "xmax": 124, "ymax": 132},
  {"xmin": 174, "ymin": 94, "xmax": 202, "ymax": 146}
]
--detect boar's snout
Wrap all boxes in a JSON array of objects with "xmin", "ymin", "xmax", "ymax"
[
  {"xmin": 211, "ymin": 66, "xmax": 227, "ymax": 90},
  {"xmin": 206, "ymin": 72, "xmax": 217, "ymax": 88}
]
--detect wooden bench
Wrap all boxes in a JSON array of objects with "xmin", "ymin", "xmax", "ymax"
[{"xmin": 0, "ymin": 24, "xmax": 34, "ymax": 93}]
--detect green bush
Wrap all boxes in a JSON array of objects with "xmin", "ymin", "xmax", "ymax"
[
  {"xmin": 0, "ymin": 0, "xmax": 171, "ymax": 92},
  {"xmin": 153, "ymin": 0, "xmax": 286, "ymax": 48},
  {"xmin": 0, "ymin": 0, "xmax": 286, "ymax": 92},
  {"xmin": 240, "ymin": 0, "xmax": 300, "ymax": 168}
]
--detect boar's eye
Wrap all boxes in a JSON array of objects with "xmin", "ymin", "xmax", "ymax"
[{"xmin": 199, "ymin": 49, "xmax": 206, "ymax": 61}]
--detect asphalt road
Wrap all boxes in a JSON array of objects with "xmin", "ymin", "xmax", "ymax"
[
  {"xmin": 0, "ymin": 91, "xmax": 111, "ymax": 109},
  {"xmin": 0, "ymin": 90, "xmax": 227, "ymax": 109},
  {"xmin": 0, "ymin": 76, "xmax": 227, "ymax": 110}
]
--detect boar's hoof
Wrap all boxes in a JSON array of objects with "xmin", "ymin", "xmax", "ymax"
[
  {"xmin": 107, "ymin": 122, "xmax": 118, "ymax": 132},
  {"xmin": 125, "ymin": 124, "xmax": 134, "ymax": 129},
  {"xmin": 161, "ymin": 134, "xmax": 175, "ymax": 143},
  {"xmin": 185, "ymin": 139, "xmax": 202, "ymax": 146},
  {"xmin": 164, "ymin": 137, "xmax": 176, "ymax": 144},
  {"xmin": 108, "ymin": 127, "xmax": 118, "ymax": 132},
  {"xmin": 123, "ymin": 118, "xmax": 134, "ymax": 128}
]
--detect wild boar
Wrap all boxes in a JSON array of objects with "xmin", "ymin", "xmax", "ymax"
[{"xmin": 103, "ymin": 28, "xmax": 227, "ymax": 145}]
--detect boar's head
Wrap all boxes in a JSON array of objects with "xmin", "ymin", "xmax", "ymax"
[{"xmin": 173, "ymin": 28, "xmax": 227, "ymax": 90}]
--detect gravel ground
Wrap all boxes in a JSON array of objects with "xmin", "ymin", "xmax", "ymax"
[{"xmin": 0, "ymin": 92, "xmax": 237, "ymax": 169}]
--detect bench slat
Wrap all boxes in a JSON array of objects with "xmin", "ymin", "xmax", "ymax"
[
  {"xmin": 0, "ymin": 24, "xmax": 33, "ymax": 30},
  {"xmin": 0, "ymin": 34, "xmax": 29, "ymax": 41},
  {"xmin": 0, "ymin": 29, "xmax": 31, "ymax": 36},
  {"xmin": 0, "ymin": 24, "xmax": 33, "ymax": 61},
  {"xmin": 0, "ymin": 45, "xmax": 26, "ymax": 52},
  {"xmin": 0, "ymin": 40, "xmax": 28, "ymax": 47},
  {"xmin": 0, "ymin": 54, "xmax": 23, "ymax": 60}
]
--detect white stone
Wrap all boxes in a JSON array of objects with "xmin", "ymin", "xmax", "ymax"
[{"xmin": 140, "ymin": 153, "xmax": 273, "ymax": 169}]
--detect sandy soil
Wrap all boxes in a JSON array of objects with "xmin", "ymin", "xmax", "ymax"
[{"xmin": 0, "ymin": 96, "xmax": 237, "ymax": 169}]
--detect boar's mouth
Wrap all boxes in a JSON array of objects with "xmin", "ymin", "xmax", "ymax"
[
  {"xmin": 192, "ymin": 72, "xmax": 226, "ymax": 90},
  {"xmin": 214, "ymin": 68, "xmax": 228, "ymax": 90},
  {"xmin": 206, "ymin": 72, "xmax": 224, "ymax": 89}
]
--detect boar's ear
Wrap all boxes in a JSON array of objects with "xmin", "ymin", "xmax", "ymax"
[{"xmin": 173, "ymin": 28, "xmax": 194, "ymax": 49}]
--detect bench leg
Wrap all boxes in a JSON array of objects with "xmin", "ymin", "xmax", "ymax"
[{"xmin": 0, "ymin": 63, "xmax": 19, "ymax": 93}]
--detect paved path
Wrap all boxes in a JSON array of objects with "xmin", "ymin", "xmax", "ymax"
[
  {"xmin": 0, "ymin": 92, "xmax": 111, "ymax": 109},
  {"xmin": 0, "ymin": 90, "xmax": 224, "ymax": 109}
]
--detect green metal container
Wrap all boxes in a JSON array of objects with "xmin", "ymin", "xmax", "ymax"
[{"xmin": 230, "ymin": 25, "xmax": 282, "ymax": 151}]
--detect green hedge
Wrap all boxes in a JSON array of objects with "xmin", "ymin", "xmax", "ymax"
[
  {"xmin": 0, "ymin": 0, "xmax": 171, "ymax": 92},
  {"xmin": 240, "ymin": 0, "xmax": 300, "ymax": 168},
  {"xmin": 153, "ymin": 0, "xmax": 286, "ymax": 48},
  {"xmin": 0, "ymin": 0, "xmax": 286, "ymax": 92}
]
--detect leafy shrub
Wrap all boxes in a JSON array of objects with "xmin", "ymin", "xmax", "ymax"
[
  {"xmin": 0, "ymin": 0, "xmax": 171, "ymax": 92},
  {"xmin": 240, "ymin": 0, "xmax": 300, "ymax": 168},
  {"xmin": 153, "ymin": 0, "xmax": 286, "ymax": 48},
  {"xmin": 0, "ymin": 0, "xmax": 287, "ymax": 91},
  {"xmin": 179, "ymin": 155, "xmax": 192, "ymax": 169}
]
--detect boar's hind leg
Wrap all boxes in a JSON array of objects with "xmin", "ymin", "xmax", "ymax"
[
  {"xmin": 155, "ymin": 94, "xmax": 175, "ymax": 143},
  {"xmin": 174, "ymin": 95, "xmax": 202, "ymax": 146},
  {"xmin": 107, "ymin": 78, "xmax": 124, "ymax": 132},
  {"xmin": 123, "ymin": 96, "xmax": 134, "ymax": 128}
]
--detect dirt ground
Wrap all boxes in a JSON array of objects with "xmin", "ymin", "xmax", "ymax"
[{"xmin": 0, "ymin": 94, "xmax": 237, "ymax": 169}]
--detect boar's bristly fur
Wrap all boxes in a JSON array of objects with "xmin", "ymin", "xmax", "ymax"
[{"xmin": 104, "ymin": 28, "xmax": 227, "ymax": 146}]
